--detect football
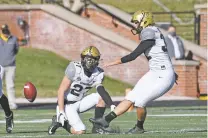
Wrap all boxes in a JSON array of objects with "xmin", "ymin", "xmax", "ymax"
[{"xmin": 23, "ymin": 82, "xmax": 37, "ymax": 102}]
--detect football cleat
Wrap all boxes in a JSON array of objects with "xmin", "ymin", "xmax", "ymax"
[
  {"xmin": 5, "ymin": 111, "xmax": 14, "ymax": 133},
  {"xmin": 125, "ymin": 125, "xmax": 144, "ymax": 134},
  {"xmin": 91, "ymin": 124, "xmax": 118, "ymax": 134},
  {"xmin": 63, "ymin": 121, "xmax": 71, "ymax": 134},
  {"xmin": 92, "ymin": 124, "xmax": 100, "ymax": 134},
  {"xmin": 89, "ymin": 117, "xmax": 109, "ymax": 128},
  {"xmin": 48, "ymin": 115, "xmax": 61, "ymax": 135}
]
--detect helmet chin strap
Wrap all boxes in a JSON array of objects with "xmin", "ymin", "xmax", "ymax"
[{"xmin": 83, "ymin": 68, "xmax": 93, "ymax": 77}]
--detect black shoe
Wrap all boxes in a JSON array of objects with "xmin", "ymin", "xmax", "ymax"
[
  {"xmin": 48, "ymin": 115, "xmax": 61, "ymax": 135},
  {"xmin": 92, "ymin": 125, "xmax": 118, "ymax": 134},
  {"xmin": 92, "ymin": 123, "xmax": 105, "ymax": 134},
  {"xmin": 92, "ymin": 124, "xmax": 98, "ymax": 134},
  {"xmin": 63, "ymin": 121, "xmax": 71, "ymax": 134},
  {"xmin": 6, "ymin": 111, "xmax": 14, "ymax": 133},
  {"xmin": 126, "ymin": 125, "xmax": 144, "ymax": 134},
  {"xmin": 89, "ymin": 117, "xmax": 109, "ymax": 128}
]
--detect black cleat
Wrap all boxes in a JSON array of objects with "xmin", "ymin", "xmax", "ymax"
[
  {"xmin": 48, "ymin": 115, "xmax": 61, "ymax": 135},
  {"xmin": 92, "ymin": 124, "xmax": 110, "ymax": 134},
  {"xmin": 6, "ymin": 111, "xmax": 14, "ymax": 133},
  {"xmin": 126, "ymin": 125, "xmax": 144, "ymax": 134},
  {"xmin": 92, "ymin": 124, "xmax": 99, "ymax": 134},
  {"xmin": 63, "ymin": 121, "xmax": 71, "ymax": 134},
  {"xmin": 89, "ymin": 117, "xmax": 109, "ymax": 128},
  {"xmin": 92, "ymin": 124, "xmax": 118, "ymax": 134}
]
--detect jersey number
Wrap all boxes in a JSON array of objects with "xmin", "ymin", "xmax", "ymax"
[
  {"xmin": 160, "ymin": 34, "xmax": 168, "ymax": 52},
  {"xmin": 71, "ymin": 84, "xmax": 91, "ymax": 96}
]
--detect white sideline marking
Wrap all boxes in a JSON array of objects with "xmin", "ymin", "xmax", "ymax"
[
  {"xmin": 0, "ymin": 119, "xmax": 51, "ymax": 124},
  {"xmin": 147, "ymin": 114, "xmax": 207, "ymax": 117},
  {"xmin": 0, "ymin": 114, "xmax": 206, "ymax": 124},
  {"xmin": 2, "ymin": 135, "xmax": 71, "ymax": 138}
]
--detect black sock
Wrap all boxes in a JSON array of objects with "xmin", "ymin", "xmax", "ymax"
[
  {"xmin": 136, "ymin": 120, "xmax": 144, "ymax": 129},
  {"xmin": 0, "ymin": 94, "xmax": 12, "ymax": 117},
  {"xmin": 94, "ymin": 107, "xmax": 106, "ymax": 119},
  {"xmin": 105, "ymin": 111, "xmax": 117, "ymax": 123},
  {"xmin": 63, "ymin": 122, "xmax": 71, "ymax": 133}
]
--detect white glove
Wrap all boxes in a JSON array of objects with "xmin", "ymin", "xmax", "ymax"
[
  {"xmin": 58, "ymin": 111, "xmax": 68, "ymax": 126},
  {"xmin": 110, "ymin": 105, "xmax": 116, "ymax": 111}
]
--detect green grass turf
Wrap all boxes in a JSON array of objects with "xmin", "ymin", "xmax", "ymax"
[
  {"xmin": 2, "ymin": 47, "xmax": 132, "ymax": 98},
  {"xmin": 0, "ymin": 106, "xmax": 207, "ymax": 138}
]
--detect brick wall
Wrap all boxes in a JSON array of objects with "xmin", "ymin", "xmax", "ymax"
[
  {"xmin": 193, "ymin": 56, "xmax": 207, "ymax": 95},
  {"xmin": 81, "ymin": 9, "xmax": 139, "ymax": 43},
  {"xmin": 198, "ymin": 8, "xmax": 207, "ymax": 46},
  {"xmin": 0, "ymin": 9, "xmax": 204, "ymax": 97},
  {"xmin": 0, "ymin": 11, "xmax": 28, "ymax": 41},
  {"xmin": 167, "ymin": 65, "xmax": 198, "ymax": 97}
]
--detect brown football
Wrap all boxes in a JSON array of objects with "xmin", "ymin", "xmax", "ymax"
[{"xmin": 23, "ymin": 82, "xmax": 37, "ymax": 102}]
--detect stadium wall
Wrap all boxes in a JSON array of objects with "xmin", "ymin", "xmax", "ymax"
[{"xmin": 195, "ymin": 3, "xmax": 207, "ymax": 47}]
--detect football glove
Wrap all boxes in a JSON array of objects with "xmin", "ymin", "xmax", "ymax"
[
  {"xmin": 110, "ymin": 105, "xmax": 116, "ymax": 111},
  {"xmin": 58, "ymin": 111, "xmax": 68, "ymax": 126}
]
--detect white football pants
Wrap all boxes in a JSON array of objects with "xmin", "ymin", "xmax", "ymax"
[
  {"xmin": 0, "ymin": 66, "xmax": 16, "ymax": 108},
  {"xmin": 56, "ymin": 93, "xmax": 101, "ymax": 131},
  {"xmin": 125, "ymin": 67, "xmax": 175, "ymax": 107}
]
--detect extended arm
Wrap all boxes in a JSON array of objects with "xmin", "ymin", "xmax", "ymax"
[
  {"xmin": 121, "ymin": 39, "xmax": 155, "ymax": 63},
  {"xmin": 104, "ymin": 28, "xmax": 155, "ymax": 67},
  {"xmin": 58, "ymin": 76, "xmax": 71, "ymax": 112},
  {"xmin": 97, "ymin": 85, "xmax": 113, "ymax": 106}
]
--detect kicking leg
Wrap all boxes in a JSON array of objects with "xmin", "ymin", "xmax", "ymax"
[{"xmin": 89, "ymin": 100, "xmax": 133, "ymax": 128}]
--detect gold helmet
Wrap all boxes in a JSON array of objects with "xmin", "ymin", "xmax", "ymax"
[
  {"xmin": 131, "ymin": 10, "xmax": 154, "ymax": 35},
  {"xmin": 81, "ymin": 46, "xmax": 101, "ymax": 72}
]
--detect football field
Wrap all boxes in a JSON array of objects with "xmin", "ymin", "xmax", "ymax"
[{"xmin": 0, "ymin": 106, "xmax": 207, "ymax": 138}]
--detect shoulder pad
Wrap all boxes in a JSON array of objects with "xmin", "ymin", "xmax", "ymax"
[{"xmin": 140, "ymin": 27, "xmax": 155, "ymax": 41}]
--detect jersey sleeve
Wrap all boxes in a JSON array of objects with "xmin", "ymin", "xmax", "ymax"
[
  {"xmin": 94, "ymin": 68, "xmax": 105, "ymax": 88},
  {"xmin": 140, "ymin": 28, "xmax": 155, "ymax": 41},
  {"xmin": 65, "ymin": 62, "xmax": 76, "ymax": 81}
]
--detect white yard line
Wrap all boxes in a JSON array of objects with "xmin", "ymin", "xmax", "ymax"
[
  {"xmin": 0, "ymin": 114, "xmax": 206, "ymax": 124},
  {"xmin": 0, "ymin": 119, "xmax": 51, "ymax": 124},
  {"xmin": 147, "ymin": 114, "xmax": 207, "ymax": 117},
  {"xmin": 2, "ymin": 135, "xmax": 71, "ymax": 138}
]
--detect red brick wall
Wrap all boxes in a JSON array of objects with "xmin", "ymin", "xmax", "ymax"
[
  {"xmin": 81, "ymin": 9, "xmax": 139, "ymax": 43},
  {"xmin": 193, "ymin": 56, "xmax": 207, "ymax": 94},
  {"xmin": 166, "ymin": 65, "xmax": 198, "ymax": 97},
  {"xmin": 0, "ymin": 9, "xmax": 204, "ymax": 97},
  {"xmin": 199, "ymin": 8, "xmax": 207, "ymax": 46},
  {"xmin": 0, "ymin": 11, "xmax": 28, "ymax": 40}
]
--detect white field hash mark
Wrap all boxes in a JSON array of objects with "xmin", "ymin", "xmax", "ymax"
[
  {"xmin": 2, "ymin": 135, "xmax": 72, "ymax": 138},
  {"xmin": 0, "ymin": 114, "xmax": 206, "ymax": 124}
]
